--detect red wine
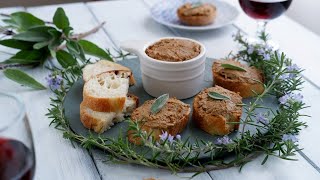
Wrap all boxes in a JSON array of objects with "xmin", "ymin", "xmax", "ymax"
[
  {"xmin": 239, "ymin": 0, "xmax": 292, "ymax": 20},
  {"xmin": 0, "ymin": 138, "xmax": 34, "ymax": 180}
]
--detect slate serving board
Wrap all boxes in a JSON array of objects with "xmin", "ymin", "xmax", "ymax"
[{"xmin": 64, "ymin": 58, "xmax": 278, "ymax": 158}]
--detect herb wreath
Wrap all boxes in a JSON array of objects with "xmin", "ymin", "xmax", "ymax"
[{"xmin": 0, "ymin": 8, "xmax": 307, "ymax": 177}]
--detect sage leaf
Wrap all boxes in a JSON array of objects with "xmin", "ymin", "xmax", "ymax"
[
  {"xmin": 3, "ymin": 69, "xmax": 46, "ymax": 90},
  {"xmin": 2, "ymin": 19, "xmax": 19, "ymax": 28},
  {"xmin": 28, "ymin": 25, "xmax": 56, "ymax": 33},
  {"xmin": 151, "ymin": 94, "xmax": 169, "ymax": 114},
  {"xmin": 67, "ymin": 40, "xmax": 86, "ymax": 61},
  {"xmin": 56, "ymin": 50, "xmax": 77, "ymax": 68},
  {"xmin": 3, "ymin": 50, "xmax": 44, "ymax": 65},
  {"xmin": 33, "ymin": 41, "xmax": 50, "ymax": 49},
  {"xmin": 221, "ymin": 63, "xmax": 247, "ymax": 72},
  {"xmin": 10, "ymin": 12, "xmax": 44, "ymax": 31},
  {"xmin": 13, "ymin": 31, "xmax": 50, "ymax": 42},
  {"xmin": 53, "ymin": 7, "xmax": 70, "ymax": 30},
  {"xmin": 48, "ymin": 29, "xmax": 63, "ymax": 58},
  {"xmin": 78, "ymin": 40, "xmax": 113, "ymax": 61},
  {"xmin": 3, "ymin": 58, "xmax": 40, "ymax": 65},
  {"xmin": 0, "ymin": 39, "xmax": 34, "ymax": 50},
  {"xmin": 208, "ymin": 92, "xmax": 230, "ymax": 100}
]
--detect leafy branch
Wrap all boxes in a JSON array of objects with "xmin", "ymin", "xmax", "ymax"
[{"xmin": 0, "ymin": 8, "xmax": 113, "ymax": 89}]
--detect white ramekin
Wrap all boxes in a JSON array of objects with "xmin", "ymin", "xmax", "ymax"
[{"xmin": 120, "ymin": 37, "xmax": 206, "ymax": 99}]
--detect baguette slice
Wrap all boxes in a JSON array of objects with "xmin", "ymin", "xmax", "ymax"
[
  {"xmin": 82, "ymin": 71, "xmax": 130, "ymax": 112},
  {"xmin": 128, "ymin": 98, "xmax": 190, "ymax": 145},
  {"xmin": 83, "ymin": 60, "xmax": 135, "ymax": 85},
  {"xmin": 80, "ymin": 94, "xmax": 139, "ymax": 133}
]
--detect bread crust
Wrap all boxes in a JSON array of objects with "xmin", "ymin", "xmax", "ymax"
[
  {"xmin": 83, "ymin": 60, "xmax": 136, "ymax": 85},
  {"xmin": 80, "ymin": 102, "xmax": 109, "ymax": 133},
  {"xmin": 192, "ymin": 86, "xmax": 242, "ymax": 136},
  {"xmin": 212, "ymin": 59, "xmax": 265, "ymax": 98},
  {"xmin": 128, "ymin": 98, "xmax": 190, "ymax": 145},
  {"xmin": 177, "ymin": 3, "xmax": 217, "ymax": 26},
  {"xmin": 82, "ymin": 93, "xmax": 126, "ymax": 113}
]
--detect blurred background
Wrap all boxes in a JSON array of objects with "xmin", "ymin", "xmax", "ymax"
[{"xmin": 0, "ymin": 0, "xmax": 319, "ymax": 35}]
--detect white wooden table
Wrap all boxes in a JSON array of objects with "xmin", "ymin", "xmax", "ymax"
[{"xmin": 1, "ymin": 0, "xmax": 320, "ymax": 179}]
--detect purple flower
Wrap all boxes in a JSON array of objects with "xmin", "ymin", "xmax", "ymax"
[
  {"xmin": 282, "ymin": 134, "xmax": 298, "ymax": 142},
  {"xmin": 247, "ymin": 45, "xmax": 255, "ymax": 54},
  {"xmin": 279, "ymin": 93, "xmax": 303, "ymax": 105},
  {"xmin": 159, "ymin": 131, "xmax": 168, "ymax": 141},
  {"xmin": 216, "ymin": 136, "xmax": 232, "ymax": 145},
  {"xmin": 263, "ymin": 53, "xmax": 271, "ymax": 61},
  {"xmin": 258, "ymin": 48, "xmax": 265, "ymax": 56},
  {"xmin": 287, "ymin": 64, "xmax": 300, "ymax": 71},
  {"xmin": 176, "ymin": 134, "xmax": 181, "ymax": 141},
  {"xmin": 168, "ymin": 134, "xmax": 174, "ymax": 144},
  {"xmin": 279, "ymin": 74, "xmax": 289, "ymax": 80},
  {"xmin": 256, "ymin": 113, "xmax": 268, "ymax": 124},
  {"xmin": 291, "ymin": 93, "xmax": 303, "ymax": 102},
  {"xmin": 46, "ymin": 74, "xmax": 62, "ymax": 90}
]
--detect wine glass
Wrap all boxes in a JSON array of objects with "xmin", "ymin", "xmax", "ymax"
[
  {"xmin": 239, "ymin": 0, "xmax": 292, "ymax": 47},
  {"xmin": 0, "ymin": 92, "xmax": 35, "ymax": 180}
]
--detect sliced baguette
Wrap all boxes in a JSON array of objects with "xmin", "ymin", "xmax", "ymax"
[
  {"xmin": 80, "ymin": 94, "xmax": 139, "ymax": 133},
  {"xmin": 82, "ymin": 71, "xmax": 131, "ymax": 112},
  {"xmin": 83, "ymin": 60, "xmax": 136, "ymax": 85}
]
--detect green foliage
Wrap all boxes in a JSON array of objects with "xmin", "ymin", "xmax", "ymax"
[
  {"xmin": 78, "ymin": 40, "xmax": 113, "ymax": 61},
  {"xmin": 4, "ymin": 69, "xmax": 46, "ymax": 90},
  {"xmin": 53, "ymin": 8, "xmax": 70, "ymax": 30},
  {"xmin": 9, "ymin": 12, "xmax": 44, "ymax": 31},
  {"xmin": 0, "ymin": 8, "xmax": 113, "ymax": 89},
  {"xmin": 56, "ymin": 50, "xmax": 77, "ymax": 68}
]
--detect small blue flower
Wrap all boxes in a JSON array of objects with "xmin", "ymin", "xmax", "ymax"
[
  {"xmin": 279, "ymin": 93, "xmax": 303, "ymax": 105},
  {"xmin": 258, "ymin": 48, "xmax": 265, "ymax": 56},
  {"xmin": 247, "ymin": 45, "xmax": 255, "ymax": 54},
  {"xmin": 287, "ymin": 64, "xmax": 300, "ymax": 71},
  {"xmin": 256, "ymin": 113, "xmax": 268, "ymax": 124},
  {"xmin": 282, "ymin": 134, "xmax": 298, "ymax": 142},
  {"xmin": 159, "ymin": 131, "xmax": 168, "ymax": 141},
  {"xmin": 291, "ymin": 93, "xmax": 303, "ymax": 103},
  {"xmin": 263, "ymin": 53, "xmax": 271, "ymax": 61},
  {"xmin": 168, "ymin": 134, "xmax": 174, "ymax": 144},
  {"xmin": 176, "ymin": 134, "xmax": 181, "ymax": 141},
  {"xmin": 216, "ymin": 136, "xmax": 232, "ymax": 145},
  {"xmin": 46, "ymin": 74, "xmax": 62, "ymax": 90},
  {"xmin": 279, "ymin": 74, "xmax": 289, "ymax": 80}
]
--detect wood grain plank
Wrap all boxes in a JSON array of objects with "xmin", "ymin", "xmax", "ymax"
[
  {"xmin": 209, "ymin": 154, "xmax": 320, "ymax": 180},
  {"xmin": 1, "ymin": 3, "xmax": 117, "ymax": 179},
  {"xmin": 86, "ymin": 0, "xmax": 175, "ymax": 46}
]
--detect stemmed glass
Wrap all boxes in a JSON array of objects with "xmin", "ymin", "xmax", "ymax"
[
  {"xmin": 238, "ymin": 0, "xmax": 292, "ymax": 47},
  {"xmin": 0, "ymin": 92, "xmax": 35, "ymax": 180}
]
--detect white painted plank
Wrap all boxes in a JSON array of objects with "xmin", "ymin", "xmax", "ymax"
[
  {"xmin": 86, "ymin": 0, "xmax": 175, "ymax": 46},
  {"xmin": 25, "ymin": 3, "xmax": 120, "ymax": 179},
  {"xmin": 91, "ymin": 149, "xmax": 212, "ymax": 180},
  {"xmin": 21, "ymin": 91, "xmax": 100, "ymax": 180},
  {"xmin": 210, "ymin": 154, "xmax": 320, "ymax": 180},
  {"xmin": 226, "ymin": 0, "xmax": 320, "ymax": 87}
]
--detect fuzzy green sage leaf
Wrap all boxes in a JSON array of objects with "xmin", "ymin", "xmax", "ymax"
[
  {"xmin": 221, "ymin": 63, "xmax": 247, "ymax": 72},
  {"xmin": 208, "ymin": 92, "xmax": 230, "ymax": 100},
  {"xmin": 151, "ymin": 94, "xmax": 169, "ymax": 114},
  {"xmin": 53, "ymin": 7, "xmax": 70, "ymax": 30},
  {"xmin": 3, "ymin": 69, "xmax": 46, "ymax": 90}
]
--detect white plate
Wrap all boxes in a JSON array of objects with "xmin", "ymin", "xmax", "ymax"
[{"xmin": 150, "ymin": 0, "xmax": 240, "ymax": 31}]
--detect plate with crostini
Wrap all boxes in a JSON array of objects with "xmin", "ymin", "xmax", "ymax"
[
  {"xmin": 150, "ymin": 0, "xmax": 239, "ymax": 31},
  {"xmin": 64, "ymin": 38, "xmax": 278, "ymax": 160}
]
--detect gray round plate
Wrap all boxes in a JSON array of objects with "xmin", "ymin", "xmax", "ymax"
[
  {"xmin": 150, "ymin": 0, "xmax": 239, "ymax": 31},
  {"xmin": 64, "ymin": 58, "xmax": 278, "ymax": 159}
]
